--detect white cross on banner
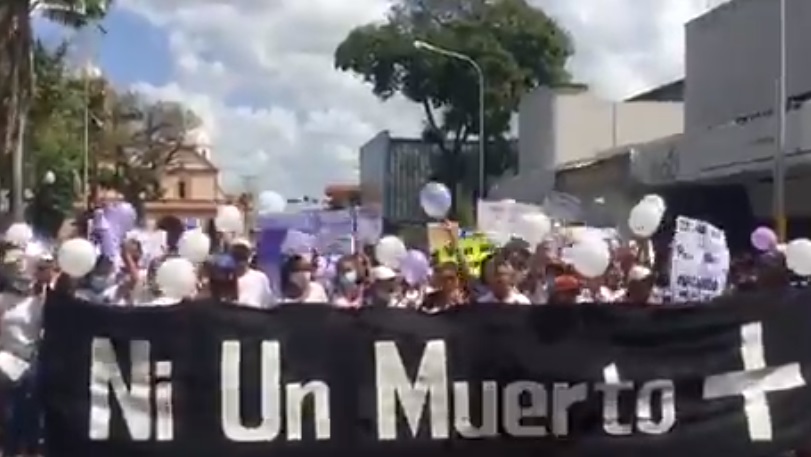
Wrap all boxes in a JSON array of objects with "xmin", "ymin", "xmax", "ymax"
[{"xmin": 702, "ymin": 322, "xmax": 806, "ymax": 441}]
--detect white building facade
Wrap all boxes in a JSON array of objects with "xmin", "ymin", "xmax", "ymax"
[
  {"xmin": 634, "ymin": 0, "xmax": 811, "ymax": 220},
  {"xmin": 491, "ymin": 85, "xmax": 683, "ymax": 211}
]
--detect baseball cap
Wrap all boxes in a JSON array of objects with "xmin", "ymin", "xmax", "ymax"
[{"xmin": 371, "ymin": 266, "xmax": 397, "ymax": 281}]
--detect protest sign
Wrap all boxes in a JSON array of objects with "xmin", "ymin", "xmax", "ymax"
[
  {"xmin": 427, "ymin": 223, "xmax": 493, "ymax": 275},
  {"xmin": 669, "ymin": 216, "xmax": 730, "ymax": 302},
  {"xmin": 41, "ymin": 293, "xmax": 811, "ymax": 457}
]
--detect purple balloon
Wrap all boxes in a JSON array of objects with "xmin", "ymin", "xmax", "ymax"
[
  {"xmin": 750, "ymin": 226, "xmax": 777, "ymax": 251},
  {"xmin": 401, "ymin": 249, "xmax": 431, "ymax": 285},
  {"xmin": 104, "ymin": 201, "xmax": 136, "ymax": 238}
]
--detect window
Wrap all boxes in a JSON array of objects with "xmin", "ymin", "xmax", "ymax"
[{"xmin": 178, "ymin": 180, "xmax": 187, "ymax": 199}]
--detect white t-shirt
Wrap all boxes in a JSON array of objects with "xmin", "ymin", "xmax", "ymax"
[
  {"xmin": 479, "ymin": 289, "xmax": 532, "ymax": 305},
  {"xmin": 281, "ymin": 282, "xmax": 328, "ymax": 304},
  {"xmin": 237, "ymin": 269, "xmax": 273, "ymax": 308}
]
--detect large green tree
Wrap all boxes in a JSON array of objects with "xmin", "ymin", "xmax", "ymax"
[
  {"xmin": 335, "ymin": 0, "xmax": 573, "ymax": 210},
  {"xmin": 95, "ymin": 91, "xmax": 202, "ymax": 218},
  {"xmin": 22, "ymin": 40, "xmax": 86, "ymax": 236},
  {"xmin": 0, "ymin": 0, "xmax": 111, "ymax": 220}
]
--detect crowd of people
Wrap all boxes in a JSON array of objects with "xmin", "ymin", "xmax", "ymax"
[
  {"xmin": 1, "ymin": 219, "xmax": 793, "ymax": 312},
  {"xmin": 0, "ymin": 206, "xmax": 800, "ymax": 456}
]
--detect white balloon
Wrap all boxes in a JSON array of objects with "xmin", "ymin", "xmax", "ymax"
[
  {"xmin": 178, "ymin": 229, "xmax": 211, "ymax": 263},
  {"xmin": 516, "ymin": 212, "xmax": 552, "ymax": 246},
  {"xmin": 628, "ymin": 202, "xmax": 664, "ymax": 238},
  {"xmin": 786, "ymin": 238, "xmax": 811, "ymax": 276},
  {"xmin": 642, "ymin": 194, "xmax": 666, "ymax": 212},
  {"xmin": 57, "ymin": 238, "xmax": 97, "ymax": 278},
  {"xmin": 257, "ymin": 191, "xmax": 286, "ymax": 215},
  {"xmin": 570, "ymin": 238, "xmax": 611, "ymax": 278},
  {"xmin": 5, "ymin": 223, "xmax": 33, "ymax": 246},
  {"xmin": 156, "ymin": 257, "xmax": 198, "ymax": 299},
  {"xmin": 374, "ymin": 236, "xmax": 407, "ymax": 269},
  {"xmin": 419, "ymin": 182, "xmax": 452, "ymax": 219},
  {"xmin": 215, "ymin": 205, "xmax": 244, "ymax": 233}
]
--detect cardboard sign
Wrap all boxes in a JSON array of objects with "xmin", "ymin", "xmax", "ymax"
[{"xmin": 427, "ymin": 223, "xmax": 494, "ymax": 276}]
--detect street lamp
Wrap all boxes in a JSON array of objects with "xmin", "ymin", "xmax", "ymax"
[
  {"xmin": 43, "ymin": 170, "xmax": 55, "ymax": 185},
  {"xmin": 82, "ymin": 62, "xmax": 102, "ymax": 209},
  {"xmin": 413, "ymin": 40, "xmax": 486, "ymax": 198}
]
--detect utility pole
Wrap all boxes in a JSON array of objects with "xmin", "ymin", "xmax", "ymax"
[
  {"xmin": 241, "ymin": 174, "xmax": 258, "ymax": 233},
  {"xmin": 774, "ymin": 0, "xmax": 787, "ymax": 241},
  {"xmin": 11, "ymin": 37, "xmax": 33, "ymax": 222}
]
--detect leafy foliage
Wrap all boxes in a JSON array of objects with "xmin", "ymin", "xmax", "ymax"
[
  {"xmin": 22, "ymin": 41, "xmax": 85, "ymax": 236},
  {"xmin": 0, "ymin": 0, "xmax": 112, "ymax": 218},
  {"xmin": 335, "ymin": 0, "xmax": 573, "ymax": 207},
  {"xmin": 95, "ymin": 91, "xmax": 202, "ymax": 217},
  {"xmin": 6, "ymin": 37, "xmax": 201, "ymax": 233}
]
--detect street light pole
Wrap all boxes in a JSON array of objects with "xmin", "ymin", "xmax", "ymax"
[
  {"xmin": 774, "ymin": 0, "xmax": 787, "ymax": 241},
  {"xmin": 82, "ymin": 63, "xmax": 101, "ymax": 210},
  {"xmin": 413, "ymin": 40, "xmax": 486, "ymax": 198},
  {"xmin": 83, "ymin": 71, "xmax": 90, "ymax": 208}
]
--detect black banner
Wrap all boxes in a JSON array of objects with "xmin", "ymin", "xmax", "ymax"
[{"xmin": 40, "ymin": 291, "xmax": 811, "ymax": 457}]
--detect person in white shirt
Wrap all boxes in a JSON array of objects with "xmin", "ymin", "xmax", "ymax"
[
  {"xmin": 479, "ymin": 261, "xmax": 531, "ymax": 304},
  {"xmin": 230, "ymin": 239, "xmax": 274, "ymax": 307},
  {"xmin": 279, "ymin": 254, "xmax": 328, "ymax": 304}
]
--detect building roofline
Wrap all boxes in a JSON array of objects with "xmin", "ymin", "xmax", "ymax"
[{"xmin": 625, "ymin": 79, "xmax": 685, "ymax": 102}]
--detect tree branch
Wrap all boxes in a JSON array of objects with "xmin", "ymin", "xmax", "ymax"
[{"xmin": 421, "ymin": 99, "xmax": 439, "ymax": 132}]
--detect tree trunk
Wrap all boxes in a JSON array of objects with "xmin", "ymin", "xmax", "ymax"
[
  {"xmin": 1, "ymin": 8, "xmax": 20, "ymax": 206},
  {"xmin": 3, "ymin": 4, "xmax": 31, "ymax": 221}
]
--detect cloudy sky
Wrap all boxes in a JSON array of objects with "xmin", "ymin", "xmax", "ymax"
[{"xmin": 36, "ymin": 0, "xmax": 724, "ymax": 198}]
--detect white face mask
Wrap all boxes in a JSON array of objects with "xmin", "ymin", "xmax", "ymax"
[{"xmin": 290, "ymin": 271, "xmax": 311, "ymax": 287}]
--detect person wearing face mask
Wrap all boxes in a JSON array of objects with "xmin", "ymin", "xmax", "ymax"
[
  {"xmin": 280, "ymin": 254, "xmax": 328, "ymax": 304},
  {"xmin": 75, "ymin": 256, "xmax": 123, "ymax": 305},
  {"xmin": 331, "ymin": 256, "xmax": 363, "ymax": 308},
  {"xmin": 230, "ymin": 239, "xmax": 274, "ymax": 308}
]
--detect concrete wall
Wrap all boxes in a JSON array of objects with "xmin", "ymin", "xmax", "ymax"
[
  {"xmin": 505, "ymin": 87, "xmax": 683, "ymax": 203},
  {"xmin": 518, "ymin": 87, "xmax": 683, "ymax": 172},
  {"xmin": 746, "ymin": 176, "xmax": 811, "ymax": 219},
  {"xmin": 359, "ymin": 131, "xmax": 389, "ymax": 212},
  {"xmin": 556, "ymin": 155, "xmax": 639, "ymax": 230},
  {"xmin": 518, "ymin": 87, "xmax": 557, "ymax": 174},
  {"xmin": 385, "ymin": 141, "xmax": 435, "ymax": 223},
  {"xmin": 678, "ymin": 100, "xmax": 811, "ymax": 180},
  {"xmin": 554, "ymin": 93, "xmax": 683, "ymax": 164},
  {"xmin": 685, "ymin": 0, "xmax": 811, "ymax": 132}
]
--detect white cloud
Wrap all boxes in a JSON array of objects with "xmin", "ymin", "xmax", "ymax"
[{"xmin": 118, "ymin": 0, "xmax": 716, "ymax": 197}]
